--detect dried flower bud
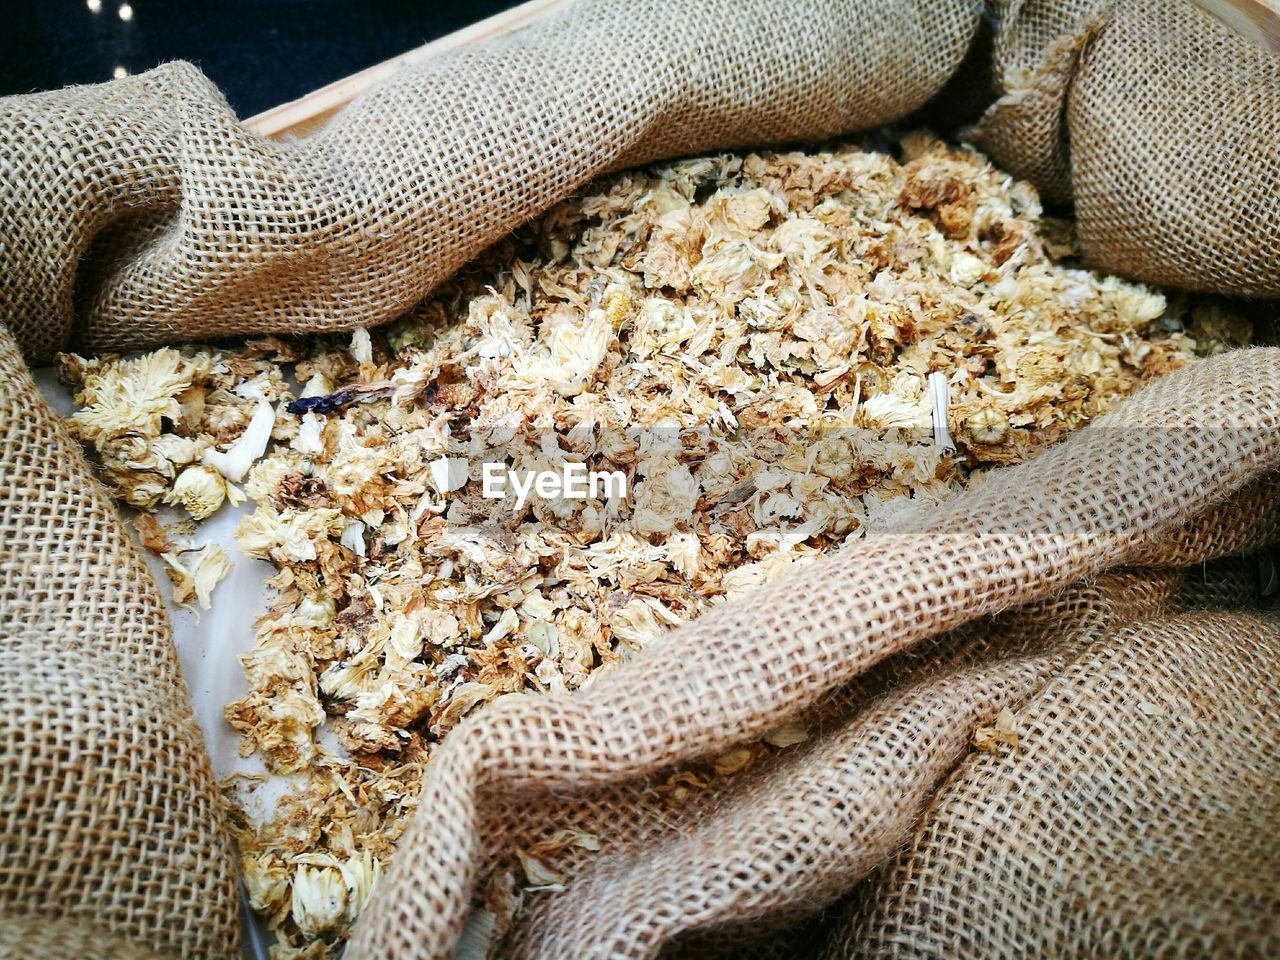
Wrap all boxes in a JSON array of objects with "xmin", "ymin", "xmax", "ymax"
[
  {"xmin": 165, "ymin": 464, "xmax": 233, "ymax": 521},
  {"xmin": 966, "ymin": 406, "xmax": 1009, "ymax": 445},
  {"xmin": 204, "ymin": 396, "xmax": 275, "ymax": 483},
  {"xmin": 290, "ymin": 854, "xmax": 379, "ymax": 939}
]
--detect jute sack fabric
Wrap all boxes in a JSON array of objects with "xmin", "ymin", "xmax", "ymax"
[
  {"xmin": 971, "ymin": 0, "xmax": 1280, "ymax": 296},
  {"xmin": 827, "ymin": 606, "xmax": 1279, "ymax": 958},
  {"xmin": 346, "ymin": 349, "xmax": 1280, "ymax": 959},
  {"xmin": 0, "ymin": 0, "xmax": 980, "ymax": 365},
  {"xmin": 0, "ymin": 329, "xmax": 241, "ymax": 958},
  {"xmin": 0, "ymin": 0, "xmax": 1276, "ymax": 958}
]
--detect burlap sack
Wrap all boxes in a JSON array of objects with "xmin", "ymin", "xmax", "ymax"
[
  {"xmin": 0, "ymin": 329, "xmax": 240, "ymax": 958},
  {"xmin": 0, "ymin": 0, "xmax": 980, "ymax": 365},
  {"xmin": 345, "ymin": 349, "xmax": 1280, "ymax": 959},
  {"xmin": 0, "ymin": 1, "xmax": 1277, "ymax": 958},
  {"xmin": 971, "ymin": 0, "xmax": 1280, "ymax": 296}
]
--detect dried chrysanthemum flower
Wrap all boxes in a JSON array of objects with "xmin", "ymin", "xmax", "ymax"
[
  {"xmin": 67, "ymin": 348, "xmax": 195, "ymax": 445},
  {"xmin": 162, "ymin": 542, "xmax": 233, "ymax": 611},
  {"xmin": 58, "ymin": 344, "xmax": 297, "ymax": 510},
  {"xmin": 965, "ymin": 406, "xmax": 1008, "ymax": 445},
  {"xmin": 241, "ymin": 851, "xmax": 291, "ymax": 919},
  {"xmin": 164, "ymin": 464, "xmax": 245, "ymax": 521},
  {"xmin": 235, "ymin": 506, "xmax": 345, "ymax": 563},
  {"xmin": 972, "ymin": 706, "xmax": 1020, "ymax": 751},
  {"xmin": 289, "ymin": 853, "xmax": 380, "ymax": 939}
]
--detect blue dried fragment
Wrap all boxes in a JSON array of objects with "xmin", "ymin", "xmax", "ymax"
[
  {"xmin": 286, "ymin": 388, "xmax": 362, "ymax": 416},
  {"xmin": 287, "ymin": 382, "xmax": 434, "ymax": 416}
]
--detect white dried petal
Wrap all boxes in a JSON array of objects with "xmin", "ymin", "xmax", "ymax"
[
  {"xmin": 340, "ymin": 520, "xmax": 367, "ymax": 557},
  {"xmin": 388, "ymin": 615, "xmax": 423, "ymax": 663},
  {"xmin": 319, "ymin": 657, "xmax": 381, "ymax": 703},
  {"xmin": 434, "ymin": 681, "xmax": 497, "ymax": 730},
  {"xmin": 162, "ymin": 542, "xmax": 232, "ymax": 610},
  {"xmin": 515, "ymin": 850, "xmax": 566, "ymax": 891},
  {"xmin": 149, "ymin": 433, "xmax": 204, "ymax": 467},
  {"xmin": 482, "ymin": 608, "xmax": 519, "ymax": 645},
  {"xmin": 528, "ymin": 828, "xmax": 602, "ymax": 857},
  {"xmin": 204, "ymin": 396, "xmax": 275, "ymax": 483},
  {"xmin": 350, "ymin": 328, "xmax": 374, "ymax": 366},
  {"xmin": 526, "ymin": 620, "xmax": 559, "ymax": 658},
  {"xmin": 721, "ymin": 549, "xmax": 814, "ymax": 598},
  {"xmin": 516, "ymin": 309, "xmax": 612, "ymax": 397},
  {"xmin": 293, "ymin": 412, "xmax": 326, "ymax": 455},
  {"xmin": 299, "ymin": 372, "xmax": 331, "ymax": 399},
  {"xmin": 609, "ymin": 596, "xmax": 680, "ymax": 646}
]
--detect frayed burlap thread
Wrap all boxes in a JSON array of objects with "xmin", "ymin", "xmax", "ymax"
[{"xmin": 0, "ymin": 327, "xmax": 240, "ymax": 959}]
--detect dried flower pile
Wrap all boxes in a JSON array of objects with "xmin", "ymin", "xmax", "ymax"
[{"xmin": 58, "ymin": 133, "xmax": 1247, "ymax": 956}]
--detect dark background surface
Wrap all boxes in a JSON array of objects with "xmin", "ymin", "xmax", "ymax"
[{"xmin": 1, "ymin": 0, "xmax": 520, "ymax": 119}]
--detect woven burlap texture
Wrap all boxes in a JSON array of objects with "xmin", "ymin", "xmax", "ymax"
[
  {"xmin": 342, "ymin": 348, "xmax": 1280, "ymax": 960},
  {"xmin": 970, "ymin": 0, "xmax": 1280, "ymax": 296},
  {"xmin": 0, "ymin": 0, "xmax": 980, "ymax": 365},
  {"xmin": 0, "ymin": 0, "xmax": 1277, "ymax": 957},
  {"xmin": 0, "ymin": 327, "xmax": 241, "ymax": 958}
]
